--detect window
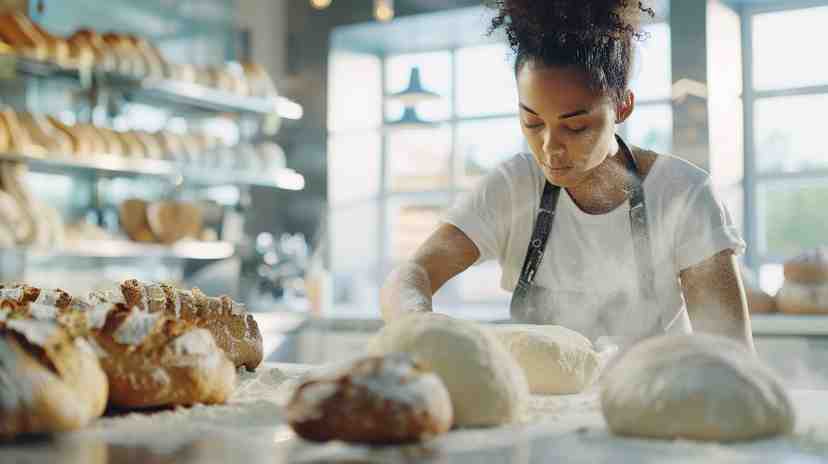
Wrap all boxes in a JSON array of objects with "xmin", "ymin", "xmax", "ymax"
[
  {"xmin": 742, "ymin": 4, "xmax": 828, "ymax": 292},
  {"xmin": 619, "ymin": 22, "xmax": 673, "ymax": 152}
]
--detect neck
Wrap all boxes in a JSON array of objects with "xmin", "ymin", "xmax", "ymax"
[{"xmin": 566, "ymin": 143, "xmax": 631, "ymax": 215}]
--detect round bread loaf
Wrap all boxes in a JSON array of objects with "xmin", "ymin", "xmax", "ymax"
[
  {"xmin": 119, "ymin": 198, "xmax": 156, "ymax": 243},
  {"xmin": 286, "ymin": 353, "xmax": 453, "ymax": 444},
  {"xmin": 783, "ymin": 248, "xmax": 828, "ymax": 285},
  {"xmin": 777, "ymin": 280, "xmax": 828, "ymax": 315},
  {"xmin": 0, "ymin": 317, "xmax": 108, "ymax": 439}
]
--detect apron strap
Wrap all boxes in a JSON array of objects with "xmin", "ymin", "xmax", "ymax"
[{"xmin": 510, "ymin": 135, "xmax": 656, "ymax": 316}]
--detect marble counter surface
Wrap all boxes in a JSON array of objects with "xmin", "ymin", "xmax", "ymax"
[{"xmin": 1, "ymin": 363, "xmax": 827, "ymax": 464}]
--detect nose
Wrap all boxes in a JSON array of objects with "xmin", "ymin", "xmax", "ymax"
[{"xmin": 541, "ymin": 129, "xmax": 564, "ymax": 159}]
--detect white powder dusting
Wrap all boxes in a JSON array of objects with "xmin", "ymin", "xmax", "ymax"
[
  {"xmin": 151, "ymin": 368, "xmax": 171, "ymax": 386},
  {"xmin": 84, "ymin": 302, "xmax": 114, "ymax": 330},
  {"xmin": 113, "ymin": 309, "xmax": 162, "ymax": 346},
  {"xmin": 74, "ymin": 337, "xmax": 96, "ymax": 357},
  {"xmin": 172, "ymin": 329, "xmax": 216, "ymax": 356},
  {"xmin": 172, "ymin": 292, "xmax": 182, "ymax": 318},
  {"xmin": 88, "ymin": 289, "xmax": 125, "ymax": 306},
  {"xmin": 34, "ymin": 289, "xmax": 63, "ymax": 306},
  {"xmin": 230, "ymin": 301, "xmax": 246, "ymax": 317},
  {"xmin": 6, "ymin": 319, "xmax": 60, "ymax": 347},
  {"xmin": 28, "ymin": 303, "xmax": 59, "ymax": 321},
  {"xmin": 0, "ymin": 287, "xmax": 23, "ymax": 302}
]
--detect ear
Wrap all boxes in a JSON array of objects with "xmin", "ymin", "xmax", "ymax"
[{"xmin": 615, "ymin": 90, "xmax": 635, "ymax": 124}]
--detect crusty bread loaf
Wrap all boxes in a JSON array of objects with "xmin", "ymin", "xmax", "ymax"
[
  {"xmin": 0, "ymin": 315, "xmax": 108, "ymax": 439},
  {"xmin": 169, "ymin": 62, "xmax": 197, "ymax": 83},
  {"xmin": 88, "ymin": 304, "xmax": 236, "ymax": 409},
  {"xmin": 0, "ymin": 13, "xmax": 48, "ymax": 61},
  {"xmin": 92, "ymin": 127, "xmax": 125, "ymax": 157},
  {"xmin": 119, "ymin": 198, "xmax": 156, "ymax": 243},
  {"xmin": 68, "ymin": 29, "xmax": 117, "ymax": 72},
  {"xmin": 240, "ymin": 61, "xmax": 277, "ymax": 98},
  {"xmin": 0, "ymin": 108, "xmax": 43, "ymax": 157},
  {"xmin": 17, "ymin": 112, "xmax": 73, "ymax": 157},
  {"xmin": 26, "ymin": 18, "xmax": 70, "ymax": 67},
  {"xmin": 784, "ymin": 248, "xmax": 828, "ymax": 285},
  {"xmin": 45, "ymin": 117, "xmax": 93, "ymax": 158},
  {"xmin": 1, "ymin": 284, "xmax": 236, "ymax": 409},
  {"xmin": 102, "ymin": 32, "xmax": 146, "ymax": 78},
  {"xmin": 133, "ymin": 131, "xmax": 164, "ymax": 160},
  {"xmin": 286, "ymin": 353, "xmax": 453, "ymax": 444},
  {"xmin": 108, "ymin": 280, "xmax": 263, "ymax": 370},
  {"xmin": 115, "ymin": 130, "xmax": 147, "ymax": 158},
  {"xmin": 146, "ymin": 200, "xmax": 203, "ymax": 244}
]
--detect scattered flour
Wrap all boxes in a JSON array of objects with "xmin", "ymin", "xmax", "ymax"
[{"xmin": 113, "ymin": 309, "xmax": 162, "ymax": 346}]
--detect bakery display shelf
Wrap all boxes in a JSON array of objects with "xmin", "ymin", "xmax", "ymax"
[
  {"xmin": 7, "ymin": 56, "xmax": 301, "ymax": 119},
  {"xmin": 0, "ymin": 153, "xmax": 305, "ymax": 190},
  {"xmin": 0, "ymin": 152, "xmax": 175, "ymax": 178},
  {"xmin": 751, "ymin": 313, "xmax": 828, "ymax": 336},
  {"xmin": 108, "ymin": 75, "xmax": 279, "ymax": 116},
  {"xmin": 13, "ymin": 56, "xmax": 82, "ymax": 81},
  {"xmin": 21, "ymin": 239, "xmax": 235, "ymax": 261}
]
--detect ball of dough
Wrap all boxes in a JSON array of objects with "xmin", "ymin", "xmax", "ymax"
[
  {"xmin": 601, "ymin": 333, "xmax": 795, "ymax": 442},
  {"xmin": 367, "ymin": 313, "xmax": 528, "ymax": 427},
  {"xmin": 492, "ymin": 324, "xmax": 600, "ymax": 394}
]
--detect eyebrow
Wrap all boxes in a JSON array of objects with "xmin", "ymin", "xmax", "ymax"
[{"xmin": 519, "ymin": 103, "xmax": 590, "ymax": 120}]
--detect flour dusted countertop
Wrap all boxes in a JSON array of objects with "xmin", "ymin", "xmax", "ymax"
[{"xmin": 1, "ymin": 363, "xmax": 826, "ymax": 464}]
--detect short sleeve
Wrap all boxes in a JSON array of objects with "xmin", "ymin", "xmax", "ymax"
[
  {"xmin": 442, "ymin": 165, "xmax": 514, "ymax": 264},
  {"xmin": 674, "ymin": 177, "xmax": 746, "ymax": 272}
]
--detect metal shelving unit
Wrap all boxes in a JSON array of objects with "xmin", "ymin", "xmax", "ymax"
[
  {"xmin": 0, "ymin": 53, "xmax": 303, "ymax": 265},
  {"xmin": 0, "ymin": 153, "xmax": 305, "ymax": 190}
]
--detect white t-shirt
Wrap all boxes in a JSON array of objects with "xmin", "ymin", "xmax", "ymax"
[{"xmin": 443, "ymin": 149, "xmax": 746, "ymax": 345}]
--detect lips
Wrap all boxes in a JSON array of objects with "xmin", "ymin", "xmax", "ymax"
[{"xmin": 540, "ymin": 162, "xmax": 573, "ymax": 171}]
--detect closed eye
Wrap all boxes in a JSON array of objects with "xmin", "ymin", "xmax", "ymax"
[{"xmin": 522, "ymin": 121, "xmax": 544, "ymax": 130}]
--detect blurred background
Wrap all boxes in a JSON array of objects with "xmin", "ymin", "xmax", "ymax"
[{"xmin": 0, "ymin": 0, "xmax": 825, "ymax": 386}]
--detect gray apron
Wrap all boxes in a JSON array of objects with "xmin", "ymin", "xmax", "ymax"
[{"xmin": 509, "ymin": 135, "xmax": 659, "ymax": 345}]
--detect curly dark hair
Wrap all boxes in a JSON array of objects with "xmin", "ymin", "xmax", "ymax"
[{"xmin": 489, "ymin": 0, "xmax": 655, "ymax": 105}]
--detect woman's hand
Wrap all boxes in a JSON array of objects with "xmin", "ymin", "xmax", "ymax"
[
  {"xmin": 380, "ymin": 223, "xmax": 480, "ymax": 322},
  {"xmin": 680, "ymin": 249, "xmax": 756, "ymax": 352}
]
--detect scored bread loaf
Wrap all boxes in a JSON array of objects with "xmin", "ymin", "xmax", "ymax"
[
  {"xmin": 68, "ymin": 29, "xmax": 117, "ymax": 72},
  {"xmin": 286, "ymin": 353, "xmax": 453, "ymax": 444},
  {"xmin": 1, "ymin": 284, "xmax": 237, "ymax": 409},
  {"xmin": 0, "ymin": 312, "xmax": 108, "ymax": 439},
  {"xmin": 87, "ymin": 304, "xmax": 236, "ymax": 408},
  {"xmin": 100, "ymin": 279, "xmax": 263, "ymax": 370}
]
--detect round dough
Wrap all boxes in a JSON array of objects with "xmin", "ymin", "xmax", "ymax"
[
  {"xmin": 367, "ymin": 313, "xmax": 528, "ymax": 427},
  {"xmin": 777, "ymin": 280, "xmax": 828, "ymax": 315},
  {"xmin": 492, "ymin": 324, "xmax": 600, "ymax": 394},
  {"xmin": 601, "ymin": 333, "xmax": 795, "ymax": 442}
]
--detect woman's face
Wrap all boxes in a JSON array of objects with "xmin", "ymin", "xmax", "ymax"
[{"xmin": 516, "ymin": 62, "xmax": 631, "ymax": 188}]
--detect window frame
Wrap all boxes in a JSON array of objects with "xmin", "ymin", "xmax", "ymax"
[{"xmin": 740, "ymin": 0, "xmax": 828, "ymax": 277}]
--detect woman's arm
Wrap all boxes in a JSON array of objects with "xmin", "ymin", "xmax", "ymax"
[
  {"xmin": 380, "ymin": 223, "xmax": 480, "ymax": 322},
  {"xmin": 680, "ymin": 249, "xmax": 755, "ymax": 352}
]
